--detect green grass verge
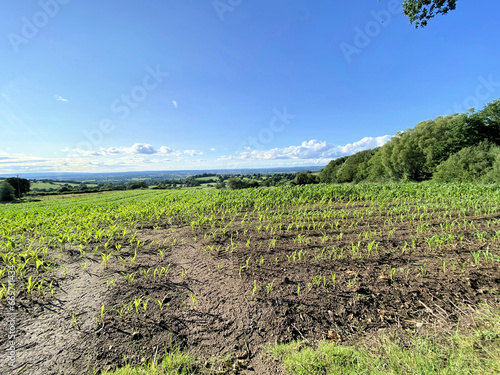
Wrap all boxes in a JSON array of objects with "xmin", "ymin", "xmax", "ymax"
[{"xmin": 267, "ymin": 304, "xmax": 500, "ymax": 375}]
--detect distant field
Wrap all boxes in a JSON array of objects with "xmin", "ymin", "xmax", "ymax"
[
  {"xmin": 194, "ymin": 176, "xmax": 217, "ymax": 181},
  {"xmin": 0, "ymin": 184, "xmax": 499, "ymax": 374},
  {"xmin": 30, "ymin": 181, "xmax": 98, "ymax": 190}
]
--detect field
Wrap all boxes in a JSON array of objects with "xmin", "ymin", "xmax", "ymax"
[
  {"xmin": 30, "ymin": 181, "xmax": 99, "ymax": 190},
  {"xmin": 0, "ymin": 184, "xmax": 499, "ymax": 374}
]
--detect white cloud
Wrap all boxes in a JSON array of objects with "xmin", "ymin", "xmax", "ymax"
[
  {"xmin": 158, "ymin": 146, "xmax": 182, "ymax": 156},
  {"xmin": 337, "ymin": 136, "xmax": 392, "ymax": 154},
  {"xmin": 184, "ymin": 149, "xmax": 204, "ymax": 157},
  {"xmin": 220, "ymin": 135, "xmax": 391, "ymax": 161},
  {"xmin": 55, "ymin": 95, "xmax": 68, "ymax": 102},
  {"xmin": 131, "ymin": 143, "xmax": 156, "ymax": 154},
  {"xmin": 69, "ymin": 143, "xmax": 183, "ymax": 157},
  {"xmin": 0, "ymin": 152, "xmax": 180, "ymax": 174},
  {"xmin": 172, "ymin": 100, "xmax": 177, "ymax": 108},
  {"xmin": 209, "ymin": 148, "xmax": 216, "ymax": 152}
]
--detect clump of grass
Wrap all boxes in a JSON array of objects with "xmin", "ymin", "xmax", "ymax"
[{"xmin": 97, "ymin": 348, "xmax": 198, "ymax": 375}]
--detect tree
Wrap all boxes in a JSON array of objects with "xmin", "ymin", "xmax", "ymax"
[
  {"xmin": 291, "ymin": 172, "xmax": 319, "ymax": 186},
  {"xmin": 4, "ymin": 177, "xmax": 30, "ymax": 198},
  {"xmin": 184, "ymin": 177, "xmax": 201, "ymax": 187},
  {"xmin": 226, "ymin": 177, "xmax": 248, "ymax": 190},
  {"xmin": 402, "ymin": 0, "xmax": 458, "ymax": 28},
  {"xmin": 366, "ymin": 149, "xmax": 388, "ymax": 182},
  {"xmin": 319, "ymin": 156, "xmax": 348, "ymax": 183},
  {"xmin": 126, "ymin": 181, "xmax": 149, "ymax": 190},
  {"xmin": 482, "ymin": 146, "xmax": 500, "ymax": 183},
  {"xmin": 336, "ymin": 149, "xmax": 378, "ymax": 183},
  {"xmin": 0, "ymin": 181, "xmax": 15, "ymax": 202}
]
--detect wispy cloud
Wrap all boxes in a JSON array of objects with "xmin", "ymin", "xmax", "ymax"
[
  {"xmin": 172, "ymin": 100, "xmax": 177, "ymax": 108},
  {"xmin": 54, "ymin": 95, "xmax": 68, "ymax": 102}
]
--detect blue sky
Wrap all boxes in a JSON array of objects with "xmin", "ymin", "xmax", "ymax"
[{"xmin": 1, "ymin": 0, "xmax": 499, "ymax": 174}]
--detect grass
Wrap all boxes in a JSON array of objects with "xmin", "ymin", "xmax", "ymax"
[
  {"xmin": 97, "ymin": 349, "xmax": 198, "ymax": 375},
  {"xmin": 267, "ymin": 303, "xmax": 500, "ymax": 375}
]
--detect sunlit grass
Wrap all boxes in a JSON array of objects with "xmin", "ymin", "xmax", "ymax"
[
  {"xmin": 267, "ymin": 304, "xmax": 500, "ymax": 375},
  {"xmin": 97, "ymin": 350, "xmax": 198, "ymax": 375}
]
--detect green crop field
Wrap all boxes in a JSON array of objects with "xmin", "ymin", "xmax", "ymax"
[{"xmin": 1, "ymin": 184, "xmax": 499, "ymax": 374}]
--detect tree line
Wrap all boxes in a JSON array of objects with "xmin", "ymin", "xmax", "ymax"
[{"xmin": 320, "ymin": 99, "xmax": 500, "ymax": 184}]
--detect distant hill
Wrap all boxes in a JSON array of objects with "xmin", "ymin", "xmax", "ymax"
[{"xmin": 0, "ymin": 166, "xmax": 323, "ymax": 183}]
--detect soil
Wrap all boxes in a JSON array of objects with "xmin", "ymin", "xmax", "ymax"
[{"xmin": 1, "ymin": 204, "xmax": 499, "ymax": 374}]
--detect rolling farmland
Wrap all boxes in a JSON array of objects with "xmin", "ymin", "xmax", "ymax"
[{"xmin": 1, "ymin": 184, "xmax": 499, "ymax": 374}]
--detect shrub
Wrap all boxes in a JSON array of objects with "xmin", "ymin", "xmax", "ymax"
[
  {"xmin": 0, "ymin": 181, "xmax": 15, "ymax": 202},
  {"xmin": 432, "ymin": 142, "xmax": 499, "ymax": 183}
]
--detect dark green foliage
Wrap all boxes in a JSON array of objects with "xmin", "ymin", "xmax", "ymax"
[
  {"xmin": 4, "ymin": 177, "xmax": 30, "ymax": 198},
  {"xmin": 337, "ymin": 149, "xmax": 378, "ymax": 183},
  {"xmin": 184, "ymin": 177, "xmax": 201, "ymax": 187},
  {"xmin": 379, "ymin": 120, "xmax": 443, "ymax": 181},
  {"xmin": 320, "ymin": 150, "xmax": 378, "ymax": 183},
  {"xmin": 246, "ymin": 180, "xmax": 261, "ymax": 188},
  {"xmin": 126, "ymin": 181, "xmax": 149, "ymax": 190},
  {"xmin": 483, "ymin": 147, "xmax": 500, "ymax": 183},
  {"xmin": 0, "ymin": 181, "xmax": 15, "ymax": 202},
  {"xmin": 319, "ymin": 157, "xmax": 348, "ymax": 183},
  {"xmin": 226, "ymin": 177, "xmax": 248, "ymax": 190},
  {"xmin": 402, "ymin": 0, "xmax": 458, "ymax": 28},
  {"xmin": 291, "ymin": 172, "xmax": 319, "ymax": 186},
  {"xmin": 366, "ymin": 150, "xmax": 387, "ymax": 182},
  {"xmin": 261, "ymin": 173, "xmax": 296, "ymax": 187},
  {"xmin": 447, "ymin": 105, "xmax": 500, "ymax": 155},
  {"xmin": 433, "ymin": 142, "xmax": 500, "ymax": 183},
  {"xmin": 225, "ymin": 177, "xmax": 267, "ymax": 189}
]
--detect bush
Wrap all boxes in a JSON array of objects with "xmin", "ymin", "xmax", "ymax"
[
  {"xmin": 126, "ymin": 181, "xmax": 149, "ymax": 190},
  {"xmin": 226, "ymin": 177, "xmax": 247, "ymax": 190},
  {"xmin": 4, "ymin": 177, "xmax": 30, "ymax": 198},
  {"xmin": 0, "ymin": 181, "xmax": 15, "ymax": 202},
  {"xmin": 432, "ymin": 142, "xmax": 499, "ymax": 183},
  {"xmin": 291, "ymin": 172, "xmax": 319, "ymax": 186}
]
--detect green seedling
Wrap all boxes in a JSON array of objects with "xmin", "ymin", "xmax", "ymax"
[
  {"xmin": 330, "ymin": 271, "xmax": 336, "ymax": 286},
  {"xmin": 26, "ymin": 276, "xmax": 35, "ymax": 295},
  {"xmin": 251, "ymin": 280, "xmax": 260, "ymax": 296},
  {"xmin": 266, "ymin": 280, "xmax": 274, "ymax": 295}
]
